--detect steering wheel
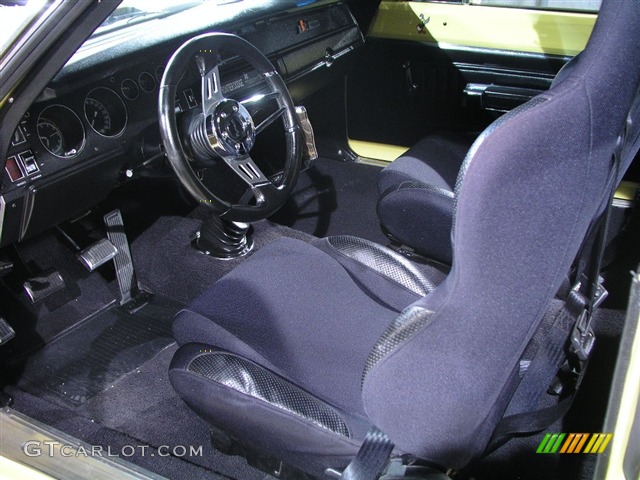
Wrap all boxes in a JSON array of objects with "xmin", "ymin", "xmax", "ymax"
[{"xmin": 158, "ymin": 33, "xmax": 302, "ymax": 223}]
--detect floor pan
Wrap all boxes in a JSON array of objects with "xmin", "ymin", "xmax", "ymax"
[{"xmin": 14, "ymin": 294, "xmax": 182, "ymax": 406}]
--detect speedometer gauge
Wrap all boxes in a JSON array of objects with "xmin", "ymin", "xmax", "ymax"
[{"xmin": 84, "ymin": 88, "xmax": 127, "ymax": 137}]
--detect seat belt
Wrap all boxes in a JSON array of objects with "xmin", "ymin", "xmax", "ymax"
[
  {"xmin": 485, "ymin": 94, "xmax": 640, "ymax": 454},
  {"xmin": 485, "ymin": 287, "xmax": 600, "ymax": 454},
  {"xmin": 340, "ymin": 91, "xmax": 640, "ymax": 475}
]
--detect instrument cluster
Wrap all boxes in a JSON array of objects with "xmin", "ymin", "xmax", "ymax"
[{"xmin": 4, "ymin": 63, "xmax": 172, "ymax": 187}]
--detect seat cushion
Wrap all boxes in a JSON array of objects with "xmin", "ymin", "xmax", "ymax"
[
  {"xmin": 376, "ymin": 133, "xmax": 474, "ymax": 264},
  {"xmin": 377, "ymin": 133, "xmax": 474, "ymax": 195},
  {"xmin": 172, "ymin": 237, "xmax": 407, "ymax": 414},
  {"xmin": 171, "ymin": 236, "xmax": 429, "ymax": 475}
]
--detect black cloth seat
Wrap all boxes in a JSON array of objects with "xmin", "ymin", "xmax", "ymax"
[
  {"xmin": 376, "ymin": 54, "xmax": 587, "ymax": 265},
  {"xmin": 170, "ymin": 236, "xmax": 436, "ymax": 475},
  {"xmin": 169, "ymin": 1, "xmax": 640, "ymax": 477},
  {"xmin": 377, "ymin": 133, "xmax": 475, "ymax": 263}
]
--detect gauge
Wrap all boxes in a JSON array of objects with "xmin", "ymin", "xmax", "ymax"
[
  {"xmin": 121, "ymin": 78, "xmax": 139, "ymax": 100},
  {"xmin": 37, "ymin": 121, "xmax": 64, "ymax": 156},
  {"xmin": 37, "ymin": 105, "xmax": 85, "ymax": 158},
  {"xmin": 84, "ymin": 88, "xmax": 127, "ymax": 137},
  {"xmin": 85, "ymin": 98, "xmax": 111, "ymax": 134},
  {"xmin": 155, "ymin": 65, "xmax": 165, "ymax": 83},
  {"xmin": 139, "ymin": 72, "xmax": 156, "ymax": 93}
]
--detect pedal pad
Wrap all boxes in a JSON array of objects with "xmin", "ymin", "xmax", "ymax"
[
  {"xmin": 0, "ymin": 317, "xmax": 16, "ymax": 345},
  {"xmin": 104, "ymin": 209, "xmax": 138, "ymax": 305},
  {"xmin": 78, "ymin": 238, "xmax": 118, "ymax": 272},
  {"xmin": 23, "ymin": 269, "xmax": 65, "ymax": 304},
  {"xmin": 0, "ymin": 260, "xmax": 13, "ymax": 278}
]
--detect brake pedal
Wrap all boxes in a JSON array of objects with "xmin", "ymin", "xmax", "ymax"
[
  {"xmin": 0, "ymin": 317, "xmax": 16, "ymax": 345},
  {"xmin": 23, "ymin": 269, "xmax": 65, "ymax": 304},
  {"xmin": 78, "ymin": 238, "xmax": 118, "ymax": 272},
  {"xmin": 104, "ymin": 209, "xmax": 139, "ymax": 305}
]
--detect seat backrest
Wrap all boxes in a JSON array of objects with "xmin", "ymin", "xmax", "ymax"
[{"xmin": 361, "ymin": 0, "xmax": 640, "ymax": 468}]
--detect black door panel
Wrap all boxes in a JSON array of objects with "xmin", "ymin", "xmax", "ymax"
[{"xmin": 347, "ymin": 38, "xmax": 569, "ymax": 147}]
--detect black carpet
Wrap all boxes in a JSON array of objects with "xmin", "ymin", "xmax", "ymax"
[
  {"xmin": 76, "ymin": 345, "xmax": 271, "ymax": 480},
  {"xmin": 131, "ymin": 215, "xmax": 317, "ymax": 305},
  {"xmin": 14, "ymin": 294, "xmax": 182, "ymax": 406},
  {"xmin": 270, "ymin": 157, "xmax": 389, "ymax": 245},
  {"xmin": 3, "ymin": 166, "xmax": 630, "ymax": 480},
  {"xmin": 6, "ymin": 386, "xmax": 231, "ymax": 480}
]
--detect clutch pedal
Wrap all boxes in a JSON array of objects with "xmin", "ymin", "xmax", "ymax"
[{"xmin": 23, "ymin": 269, "xmax": 65, "ymax": 304}]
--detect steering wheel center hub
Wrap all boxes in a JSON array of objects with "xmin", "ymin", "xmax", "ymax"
[{"xmin": 208, "ymin": 99, "xmax": 255, "ymax": 157}]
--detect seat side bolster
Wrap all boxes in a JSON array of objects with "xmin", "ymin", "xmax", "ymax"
[
  {"xmin": 171, "ymin": 343, "xmax": 351, "ymax": 438},
  {"xmin": 377, "ymin": 182, "xmax": 455, "ymax": 264},
  {"xmin": 321, "ymin": 235, "xmax": 436, "ymax": 296},
  {"xmin": 379, "ymin": 181, "xmax": 455, "ymax": 202}
]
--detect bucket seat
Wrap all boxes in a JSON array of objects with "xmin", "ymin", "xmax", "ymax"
[{"xmin": 168, "ymin": 1, "xmax": 640, "ymax": 477}]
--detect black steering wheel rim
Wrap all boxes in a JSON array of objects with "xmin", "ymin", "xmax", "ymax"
[{"xmin": 159, "ymin": 32, "xmax": 302, "ymax": 223}]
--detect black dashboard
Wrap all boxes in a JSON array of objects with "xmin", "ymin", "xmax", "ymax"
[{"xmin": 0, "ymin": 0, "xmax": 363, "ymax": 247}]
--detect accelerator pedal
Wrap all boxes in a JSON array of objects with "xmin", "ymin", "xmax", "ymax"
[{"xmin": 104, "ymin": 209, "xmax": 141, "ymax": 306}]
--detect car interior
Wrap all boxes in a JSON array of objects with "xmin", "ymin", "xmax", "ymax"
[{"xmin": 0, "ymin": 0, "xmax": 639, "ymax": 479}]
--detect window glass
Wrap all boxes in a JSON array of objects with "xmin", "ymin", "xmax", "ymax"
[
  {"xmin": 0, "ymin": 0, "xmax": 54, "ymax": 54},
  {"xmin": 469, "ymin": 0, "xmax": 601, "ymax": 12}
]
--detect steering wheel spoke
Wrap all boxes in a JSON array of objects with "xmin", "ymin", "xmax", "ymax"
[
  {"xmin": 200, "ymin": 62, "xmax": 224, "ymax": 115},
  {"xmin": 223, "ymin": 155, "xmax": 271, "ymax": 187},
  {"xmin": 255, "ymin": 106, "xmax": 286, "ymax": 135}
]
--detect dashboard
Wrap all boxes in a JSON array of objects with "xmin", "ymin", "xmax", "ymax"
[{"xmin": 0, "ymin": 0, "xmax": 363, "ymax": 247}]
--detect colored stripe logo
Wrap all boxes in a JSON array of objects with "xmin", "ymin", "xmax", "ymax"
[{"xmin": 536, "ymin": 433, "xmax": 612, "ymax": 454}]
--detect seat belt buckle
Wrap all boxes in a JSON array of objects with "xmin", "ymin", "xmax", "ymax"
[
  {"xmin": 592, "ymin": 277, "xmax": 608, "ymax": 309},
  {"xmin": 568, "ymin": 277, "xmax": 606, "ymax": 363},
  {"xmin": 569, "ymin": 310, "xmax": 595, "ymax": 363}
]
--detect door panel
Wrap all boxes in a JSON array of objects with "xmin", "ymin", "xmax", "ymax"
[{"xmin": 346, "ymin": 1, "xmax": 596, "ymax": 150}]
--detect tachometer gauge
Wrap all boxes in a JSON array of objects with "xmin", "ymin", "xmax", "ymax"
[
  {"xmin": 84, "ymin": 98, "xmax": 112, "ymax": 135},
  {"xmin": 84, "ymin": 88, "xmax": 127, "ymax": 137},
  {"xmin": 37, "ymin": 120, "xmax": 64, "ymax": 156}
]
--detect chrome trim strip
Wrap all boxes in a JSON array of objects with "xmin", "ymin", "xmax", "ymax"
[{"xmin": 0, "ymin": 195, "xmax": 5, "ymax": 241}]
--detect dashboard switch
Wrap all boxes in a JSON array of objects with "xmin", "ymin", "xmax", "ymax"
[
  {"xmin": 11, "ymin": 126, "xmax": 26, "ymax": 146},
  {"xmin": 18, "ymin": 150, "xmax": 39, "ymax": 175}
]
